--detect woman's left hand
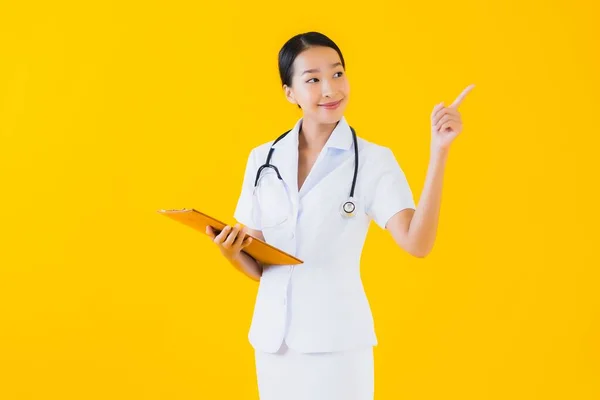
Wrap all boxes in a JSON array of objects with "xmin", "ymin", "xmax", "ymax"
[{"xmin": 430, "ymin": 84, "xmax": 475, "ymax": 153}]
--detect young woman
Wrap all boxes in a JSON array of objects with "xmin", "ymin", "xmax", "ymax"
[{"xmin": 206, "ymin": 31, "xmax": 474, "ymax": 400}]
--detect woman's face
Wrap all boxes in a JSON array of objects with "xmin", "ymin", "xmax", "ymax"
[{"xmin": 284, "ymin": 46, "xmax": 350, "ymax": 124}]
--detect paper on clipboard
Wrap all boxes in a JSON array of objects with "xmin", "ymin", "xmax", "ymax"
[{"xmin": 157, "ymin": 208, "xmax": 303, "ymax": 266}]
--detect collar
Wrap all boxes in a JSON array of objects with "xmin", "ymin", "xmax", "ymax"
[{"xmin": 271, "ymin": 116, "xmax": 353, "ymax": 151}]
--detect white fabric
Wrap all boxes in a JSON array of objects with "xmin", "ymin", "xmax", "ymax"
[
  {"xmin": 254, "ymin": 342, "xmax": 374, "ymax": 400},
  {"xmin": 234, "ymin": 116, "xmax": 416, "ymax": 354},
  {"xmin": 252, "ymin": 166, "xmax": 294, "ymax": 229}
]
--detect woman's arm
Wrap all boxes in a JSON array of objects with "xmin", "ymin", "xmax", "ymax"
[
  {"xmin": 386, "ymin": 84, "xmax": 474, "ymax": 258},
  {"xmin": 226, "ymin": 250, "xmax": 263, "ymax": 281},
  {"xmin": 227, "ymin": 227, "xmax": 265, "ymax": 281},
  {"xmin": 386, "ymin": 149, "xmax": 448, "ymax": 258}
]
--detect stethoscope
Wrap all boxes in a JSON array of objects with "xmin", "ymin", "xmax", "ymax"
[{"xmin": 253, "ymin": 125, "xmax": 359, "ymax": 218}]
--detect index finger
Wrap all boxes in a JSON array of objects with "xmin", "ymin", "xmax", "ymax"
[{"xmin": 450, "ymin": 84, "xmax": 475, "ymax": 108}]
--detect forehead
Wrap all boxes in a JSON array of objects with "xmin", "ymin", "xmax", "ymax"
[{"xmin": 293, "ymin": 46, "xmax": 342, "ymax": 72}]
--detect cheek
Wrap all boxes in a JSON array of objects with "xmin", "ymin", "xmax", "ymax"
[
  {"xmin": 298, "ymin": 87, "xmax": 321, "ymax": 106},
  {"xmin": 340, "ymin": 80, "xmax": 350, "ymax": 95}
]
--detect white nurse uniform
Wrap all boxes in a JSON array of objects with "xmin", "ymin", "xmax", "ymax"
[{"xmin": 233, "ymin": 116, "xmax": 416, "ymax": 400}]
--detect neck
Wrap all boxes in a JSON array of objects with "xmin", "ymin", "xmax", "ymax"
[{"xmin": 298, "ymin": 118, "xmax": 339, "ymax": 151}]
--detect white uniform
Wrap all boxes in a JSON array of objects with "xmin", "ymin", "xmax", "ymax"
[{"xmin": 234, "ymin": 116, "xmax": 416, "ymax": 400}]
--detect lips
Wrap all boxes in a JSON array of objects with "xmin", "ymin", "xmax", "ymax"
[{"xmin": 319, "ymin": 99, "xmax": 343, "ymax": 108}]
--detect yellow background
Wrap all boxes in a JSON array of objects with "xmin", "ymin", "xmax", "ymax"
[{"xmin": 1, "ymin": 0, "xmax": 598, "ymax": 399}]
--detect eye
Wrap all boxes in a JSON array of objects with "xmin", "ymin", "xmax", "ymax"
[{"xmin": 306, "ymin": 71, "xmax": 344, "ymax": 83}]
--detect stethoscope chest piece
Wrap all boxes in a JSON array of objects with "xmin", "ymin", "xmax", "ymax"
[{"xmin": 340, "ymin": 197, "xmax": 357, "ymax": 218}]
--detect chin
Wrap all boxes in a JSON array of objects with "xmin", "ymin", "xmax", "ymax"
[{"xmin": 315, "ymin": 107, "xmax": 346, "ymax": 124}]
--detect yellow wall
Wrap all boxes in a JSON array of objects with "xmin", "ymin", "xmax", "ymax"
[{"xmin": 1, "ymin": 0, "xmax": 598, "ymax": 399}]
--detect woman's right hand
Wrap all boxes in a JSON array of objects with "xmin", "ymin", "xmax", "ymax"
[{"xmin": 206, "ymin": 223, "xmax": 252, "ymax": 261}]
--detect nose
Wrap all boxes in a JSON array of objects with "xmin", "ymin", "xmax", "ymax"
[{"xmin": 321, "ymin": 77, "xmax": 335, "ymax": 97}]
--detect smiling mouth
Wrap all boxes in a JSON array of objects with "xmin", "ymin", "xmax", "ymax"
[{"xmin": 319, "ymin": 99, "xmax": 343, "ymax": 107}]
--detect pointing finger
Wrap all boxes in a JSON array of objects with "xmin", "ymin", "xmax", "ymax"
[{"xmin": 450, "ymin": 84, "xmax": 475, "ymax": 108}]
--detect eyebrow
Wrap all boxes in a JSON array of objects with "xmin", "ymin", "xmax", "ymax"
[{"xmin": 301, "ymin": 62, "xmax": 343, "ymax": 76}]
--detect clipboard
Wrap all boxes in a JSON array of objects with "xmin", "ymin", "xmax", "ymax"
[{"xmin": 157, "ymin": 208, "xmax": 303, "ymax": 266}]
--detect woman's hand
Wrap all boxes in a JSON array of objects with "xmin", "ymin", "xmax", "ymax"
[
  {"xmin": 206, "ymin": 223, "xmax": 253, "ymax": 262},
  {"xmin": 430, "ymin": 84, "xmax": 475, "ymax": 153}
]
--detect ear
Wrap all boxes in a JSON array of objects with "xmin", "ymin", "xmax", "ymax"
[{"xmin": 283, "ymin": 84, "xmax": 297, "ymax": 105}]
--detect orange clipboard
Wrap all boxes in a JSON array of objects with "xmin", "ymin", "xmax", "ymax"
[{"xmin": 157, "ymin": 208, "xmax": 303, "ymax": 266}]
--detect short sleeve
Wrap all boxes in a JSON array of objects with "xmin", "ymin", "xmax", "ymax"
[
  {"xmin": 233, "ymin": 148, "xmax": 261, "ymax": 231},
  {"xmin": 366, "ymin": 147, "xmax": 416, "ymax": 229}
]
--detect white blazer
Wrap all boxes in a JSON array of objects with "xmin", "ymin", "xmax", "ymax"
[{"xmin": 234, "ymin": 116, "xmax": 416, "ymax": 354}]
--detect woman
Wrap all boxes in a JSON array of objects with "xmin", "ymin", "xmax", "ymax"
[{"xmin": 206, "ymin": 31, "xmax": 474, "ymax": 400}]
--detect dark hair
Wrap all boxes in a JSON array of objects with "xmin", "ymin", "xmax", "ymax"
[{"xmin": 278, "ymin": 31, "xmax": 346, "ymax": 89}]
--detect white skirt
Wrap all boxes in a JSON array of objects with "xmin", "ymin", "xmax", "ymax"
[{"xmin": 254, "ymin": 341, "xmax": 374, "ymax": 400}]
